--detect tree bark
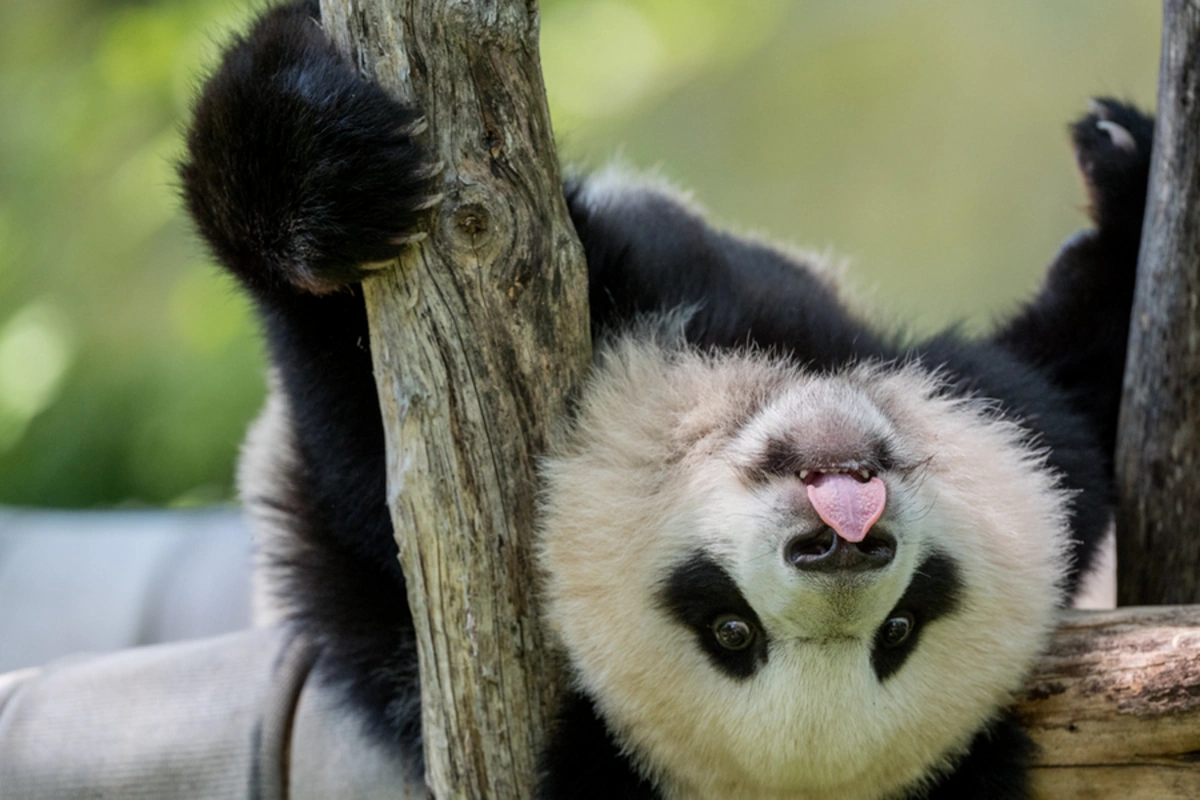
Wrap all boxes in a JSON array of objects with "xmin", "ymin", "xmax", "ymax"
[
  {"xmin": 1115, "ymin": 0, "xmax": 1200, "ymax": 605},
  {"xmin": 1018, "ymin": 606, "xmax": 1200, "ymax": 798},
  {"xmin": 317, "ymin": 1, "xmax": 590, "ymax": 797}
]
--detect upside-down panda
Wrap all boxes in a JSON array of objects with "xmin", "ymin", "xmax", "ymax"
[{"xmin": 180, "ymin": 2, "xmax": 1153, "ymax": 797}]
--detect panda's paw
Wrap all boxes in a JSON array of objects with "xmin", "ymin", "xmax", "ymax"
[
  {"xmin": 1070, "ymin": 98, "xmax": 1154, "ymax": 236},
  {"xmin": 181, "ymin": 0, "xmax": 443, "ymax": 296}
]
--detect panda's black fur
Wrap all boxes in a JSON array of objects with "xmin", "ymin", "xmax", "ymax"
[{"xmin": 180, "ymin": 2, "xmax": 1152, "ymax": 797}]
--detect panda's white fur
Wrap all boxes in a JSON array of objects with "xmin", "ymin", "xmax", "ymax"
[
  {"xmin": 538, "ymin": 330, "xmax": 1071, "ymax": 799},
  {"xmin": 237, "ymin": 372, "xmax": 299, "ymax": 628}
]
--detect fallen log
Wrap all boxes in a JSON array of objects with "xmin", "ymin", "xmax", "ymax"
[{"xmin": 1018, "ymin": 606, "xmax": 1200, "ymax": 798}]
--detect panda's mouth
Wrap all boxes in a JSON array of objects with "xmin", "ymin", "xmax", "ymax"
[
  {"xmin": 796, "ymin": 468, "xmax": 888, "ymax": 546},
  {"xmin": 798, "ymin": 465, "xmax": 875, "ymax": 484}
]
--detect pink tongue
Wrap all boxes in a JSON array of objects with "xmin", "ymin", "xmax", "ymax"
[{"xmin": 806, "ymin": 474, "xmax": 887, "ymax": 543}]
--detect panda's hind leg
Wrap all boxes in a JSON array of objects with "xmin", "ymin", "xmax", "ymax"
[
  {"xmin": 180, "ymin": 0, "xmax": 436, "ymax": 758},
  {"xmin": 180, "ymin": 0, "xmax": 442, "ymax": 298}
]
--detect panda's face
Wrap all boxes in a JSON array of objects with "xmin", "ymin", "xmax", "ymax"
[{"xmin": 539, "ymin": 341, "xmax": 1070, "ymax": 800}]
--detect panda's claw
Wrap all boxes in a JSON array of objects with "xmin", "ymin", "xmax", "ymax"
[
  {"xmin": 412, "ymin": 193, "xmax": 446, "ymax": 211},
  {"xmin": 1095, "ymin": 120, "xmax": 1137, "ymax": 153},
  {"xmin": 391, "ymin": 231, "xmax": 429, "ymax": 247},
  {"xmin": 413, "ymin": 160, "xmax": 446, "ymax": 180},
  {"xmin": 396, "ymin": 116, "xmax": 429, "ymax": 137},
  {"xmin": 1087, "ymin": 98, "xmax": 1111, "ymax": 120}
]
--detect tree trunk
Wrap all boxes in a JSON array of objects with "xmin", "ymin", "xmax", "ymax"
[
  {"xmin": 317, "ymin": 1, "xmax": 590, "ymax": 797},
  {"xmin": 1018, "ymin": 606, "xmax": 1200, "ymax": 798},
  {"xmin": 1115, "ymin": 0, "xmax": 1200, "ymax": 605}
]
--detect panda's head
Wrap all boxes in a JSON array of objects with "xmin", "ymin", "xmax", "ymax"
[{"xmin": 539, "ymin": 336, "xmax": 1070, "ymax": 800}]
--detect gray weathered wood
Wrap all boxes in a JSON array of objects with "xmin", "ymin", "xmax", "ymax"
[
  {"xmin": 1018, "ymin": 606, "xmax": 1200, "ymax": 798},
  {"xmin": 317, "ymin": 1, "xmax": 590, "ymax": 797},
  {"xmin": 1115, "ymin": 0, "xmax": 1200, "ymax": 605}
]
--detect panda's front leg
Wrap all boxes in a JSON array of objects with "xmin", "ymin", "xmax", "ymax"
[{"xmin": 992, "ymin": 99, "xmax": 1154, "ymax": 464}]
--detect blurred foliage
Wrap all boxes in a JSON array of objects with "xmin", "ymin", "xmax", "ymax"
[{"xmin": 0, "ymin": 0, "xmax": 1160, "ymax": 508}]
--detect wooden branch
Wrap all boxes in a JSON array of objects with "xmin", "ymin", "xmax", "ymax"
[
  {"xmin": 317, "ymin": 1, "xmax": 590, "ymax": 797},
  {"xmin": 1115, "ymin": 0, "xmax": 1200, "ymax": 605},
  {"xmin": 1017, "ymin": 606, "xmax": 1200, "ymax": 798}
]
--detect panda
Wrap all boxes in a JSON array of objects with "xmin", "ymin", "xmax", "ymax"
[{"xmin": 180, "ymin": 1, "xmax": 1153, "ymax": 798}]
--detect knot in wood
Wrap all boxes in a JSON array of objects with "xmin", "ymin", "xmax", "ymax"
[
  {"xmin": 455, "ymin": 203, "xmax": 490, "ymax": 237},
  {"xmin": 441, "ymin": 184, "xmax": 511, "ymax": 266}
]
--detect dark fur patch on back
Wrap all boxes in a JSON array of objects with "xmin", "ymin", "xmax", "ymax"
[
  {"xmin": 250, "ymin": 436, "xmax": 423, "ymax": 763},
  {"xmin": 536, "ymin": 691, "xmax": 661, "ymax": 799},
  {"xmin": 911, "ymin": 712, "xmax": 1035, "ymax": 799}
]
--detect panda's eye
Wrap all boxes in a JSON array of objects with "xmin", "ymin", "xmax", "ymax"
[
  {"xmin": 880, "ymin": 612, "xmax": 915, "ymax": 648},
  {"xmin": 712, "ymin": 615, "xmax": 755, "ymax": 650}
]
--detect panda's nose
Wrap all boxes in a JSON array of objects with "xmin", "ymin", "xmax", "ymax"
[{"xmin": 784, "ymin": 528, "xmax": 896, "ymax": 572}]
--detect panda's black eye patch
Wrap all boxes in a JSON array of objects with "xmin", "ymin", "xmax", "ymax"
[
  {"xmin": 659, "ymin": 553, "xmax": 768, "ymax": 679},
  {"xmin": 872, "ymin": 552, "xmax": 962, "ymax": 681}
]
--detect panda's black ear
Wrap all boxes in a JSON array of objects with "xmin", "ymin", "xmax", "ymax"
[
  {"xmin": 535, "ymin": 691, "xmax": 662, "ymax": 800},
  {"xmin": 914, "ymin": 713, "xmax": 1035, "ymax": 800}
]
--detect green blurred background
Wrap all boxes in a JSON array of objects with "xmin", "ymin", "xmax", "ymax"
[{"xmin": 0, "ymin": 0, "xmax": 1161, "ymax": 509}]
